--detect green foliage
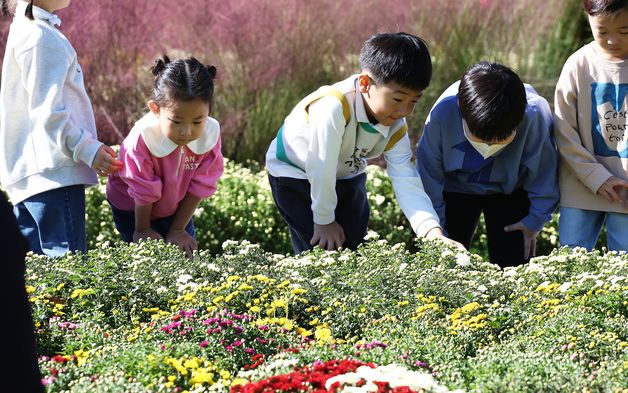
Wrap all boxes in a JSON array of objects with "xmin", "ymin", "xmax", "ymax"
[
  {"xmin": 86, "ymin": 161, "xmax": 607, "ymax": 262},
  {"xmin": 192, "ymin": 161, "xmax": 292, "ymax": 254},
  {"xmin": 534, "ymin": 0, "xmax": 591, "ymax": 82}
]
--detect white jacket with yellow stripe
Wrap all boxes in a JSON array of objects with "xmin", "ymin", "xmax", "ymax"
[{"xmin": 265, "ymin": 74, "xmax": 440, "ymax": 237}]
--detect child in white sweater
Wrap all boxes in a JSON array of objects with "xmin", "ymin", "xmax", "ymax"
[{"xmin": 0, "ymin": 0, "xmax": 122, "ymax": 256}]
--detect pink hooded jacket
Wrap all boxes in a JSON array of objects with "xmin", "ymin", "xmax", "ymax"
[{"xmin": 107, "ymin": 112, "xmax": 224, "ymax": 219}]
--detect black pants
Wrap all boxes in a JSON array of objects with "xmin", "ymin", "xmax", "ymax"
[
  {"xmin": 444, "ymin": 188, "xmax": 530, "ymax": 267},
  {"xmin": 0, "ymin": 193, "xmax": 44, "ymax": 392},
  {"xmin": 108, "ymin": 201, "xmax": 196, "ymax": 243},
  {"xmin": 268, "ymin": 173, "xmax": 369, "ymax": 254}
]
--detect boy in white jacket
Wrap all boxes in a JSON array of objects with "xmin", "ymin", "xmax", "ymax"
[{"xmin": 265, "ymin": 32, "xmax": 462, "ymax": 253}]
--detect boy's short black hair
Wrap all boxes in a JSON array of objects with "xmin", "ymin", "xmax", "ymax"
[
  {"xmin": 458, "ymin": 62, "xmax": 526, "ymax": 142},
  {"xmin": 359, "ymin": 32, "xmax": 432, "ymax": 92},
  {"xmin": 583, "ymin": 0, "xmax": 628, "ymax": 15}
]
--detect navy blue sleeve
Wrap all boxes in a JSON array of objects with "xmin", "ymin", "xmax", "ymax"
[{"xmin": 520, "ymin": 102, "xmax": 560, "ymax": 231}]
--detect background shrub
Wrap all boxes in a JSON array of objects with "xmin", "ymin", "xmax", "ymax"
[
  {"xmin": 87, "ymin": 162, "xmax": 592, "ymax": 260},
  {"xmin": 0, "ymin": 0, "xmax": 587, "ymax": 163}
]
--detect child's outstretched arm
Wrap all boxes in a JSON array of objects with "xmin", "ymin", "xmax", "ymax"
[
  {"xmin": 166, "ymin": 193, "xmax": 201, "ymax": 259},
  {"xmin": 385, "ymin": 124, "xmax": 463, "ymax": 250}
]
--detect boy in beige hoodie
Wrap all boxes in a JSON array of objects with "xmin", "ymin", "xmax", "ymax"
[{"xmin": 554, "ymin": 0, "xmax": 628, "ymax": 251}]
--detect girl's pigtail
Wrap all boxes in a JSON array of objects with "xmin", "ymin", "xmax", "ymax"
[
  {"xmin": 205, "ymin": 65, "xmax": 217, "ymax": 114},
  {"xmin": 25, "ymin": 0, "xmax": 34, "ymax": 20},
  {"xmin": 206, "ymin": 65, "xmax": 217, "ymax": 79},
  {"xmin": 151, "ymin": 55, "xmax": 171, "ymax": 77}
]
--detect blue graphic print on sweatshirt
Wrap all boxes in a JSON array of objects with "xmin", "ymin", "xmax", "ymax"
[{"xmin": 591, "ymin": 82, "xmax": 628, "ymax": 158}]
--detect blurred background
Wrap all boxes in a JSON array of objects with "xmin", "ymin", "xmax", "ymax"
[{"xmin": 0, "ymin": 0, "xmax": 589, "ymax": 164}]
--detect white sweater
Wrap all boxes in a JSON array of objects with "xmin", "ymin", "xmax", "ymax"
[
  {"xmin": 266, "ymin": 75, "xmax": 440, "ymax": 236},
  {"xmin": 0, "ymin": 3, "xmax": 101, "ymax": 203}
]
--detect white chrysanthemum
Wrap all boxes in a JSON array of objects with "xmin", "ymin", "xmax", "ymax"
[
  {"xmin": 221, "ymin": 239, "xmax": 239, "ymax": 249},
  {"xmin": 326, "ymin": 364, "xmax": 462, "ymax": 392},
  {"xmin": 177, "ymin": 274, "xmax": 193, "ymax": 284},
  {"xmin": 502, "ymin": 267, "xmax": 517, "ymax": 277},
  {"xmin": 548, "ymin": 255, "xmax": 568, "ymax": 263},
  {"xmin": 557, "ymin": 282, "xmax": 572, "ymax": 292},
  {"xmin": 203, "ymin": 263, "xmax": 221, "ymax": 272},
  {"xmin": 310, "ymin": 277, "xmax": 328, "ymax": 286},
  {"xmin": 180, "ymin": 282, "xmax": 199, "ymax": 292},
  {"xmin": 535, "ymin": 281, "xmax": 551, "ymax": 291},
  {"xmin": 572, "ymin": 246, "xmax": 589, "ymax": 254},
  {"xmin": 364, "ymin": 230, "xmax": 380, "ymax": 241},
  {"xmin": 455, "ymin": 253, "xmax": 472, "ymax": 267},
  {"xmin": 392, "ymin": 243, "xmax": 404, "ymax": 251},
  {"xmin": 525, "ymin": 262, "xmax": 544, "ymax": 272}
]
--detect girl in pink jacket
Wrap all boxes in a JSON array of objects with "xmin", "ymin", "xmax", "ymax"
[{"xmin": 107, "ymin": 56, "xmax": 224, "ymax": 258}]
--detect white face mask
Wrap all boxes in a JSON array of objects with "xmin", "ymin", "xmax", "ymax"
[{"xmin": 462, "ymin": 120, "xmax": 516, "ymax": 159}]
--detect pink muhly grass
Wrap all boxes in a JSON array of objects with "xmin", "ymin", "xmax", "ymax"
[{"xmin": 0, "ymin": 0, "xmax": 567, "ymax": 160}]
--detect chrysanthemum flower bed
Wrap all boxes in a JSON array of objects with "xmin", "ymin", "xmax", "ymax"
[
  {"xmin": 85, "ymin": 159, "xmax": 573, "ymax": 260},
  {"xmin": 27, "ymin": 239, "xmax": 627, "ymax": 392}
]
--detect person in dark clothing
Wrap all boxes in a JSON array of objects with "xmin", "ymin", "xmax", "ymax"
[{"xmin": 0, "ymin": 191, "xmax": 43, "ymax": 392}]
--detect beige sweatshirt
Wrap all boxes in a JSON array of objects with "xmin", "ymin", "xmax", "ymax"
[{"xmin": 554, "ymin": 42, "xmax": 628, "ymax": 214}]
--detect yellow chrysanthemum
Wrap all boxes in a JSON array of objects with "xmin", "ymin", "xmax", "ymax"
[{"xmin": 74, "ymin": 350, "xmax": 89, "ymax": 367}]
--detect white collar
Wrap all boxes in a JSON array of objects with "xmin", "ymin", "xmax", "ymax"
[
  {"xmin": 16, "ymin": 2, "xmax": 62, "ymax": 27},
  {"xmin": 353, "ymin": 78, "xmax": 390, "ymax": 137},
  {"xmin": 137, "ymin": 112, "xmax": 220, "ymax": 158}
]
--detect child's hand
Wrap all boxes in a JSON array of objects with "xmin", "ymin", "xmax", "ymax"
[
  {"xmin": 311, "ymin": 222, "xmax": 345, "ymax": 251},
  {"xmin": 503, "ymin": 221, "xmax": 539, "ymax": 260},
  {"xmin": 424, "ymin": 227, "xmax": 466, "ymax": 251},
  {"xmin": 166, "ymin": 230, "xmax": 197, "ymax": 259},
  {"xmin": 597, "ymin": 176, "xmax": 628, "ymax": 203},
  {"xmin": 92, "ymin": 145, "xmax": 123, "ymax": 176},
  {"xmin": 133, "ymin": 228, "xmax": 163, "ymax": 243}
]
